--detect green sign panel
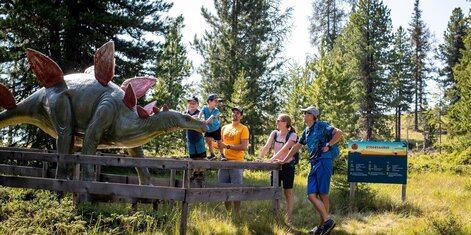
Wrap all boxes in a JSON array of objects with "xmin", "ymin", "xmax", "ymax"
[{"xmin": 347, "ymin": 141, "xmax": 408, "ymax": 184}]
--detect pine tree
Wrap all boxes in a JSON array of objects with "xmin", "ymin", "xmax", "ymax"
[
  {"xmin": 309, "ymin": 46, "xmax": 359, "ymax": 142},
  {"xmin": 408, "ymin": 0, "xmax": 432, "ymax": 131},
  {"xmin": 390, "ymin": 26, "xmax": 414, "ymax": 141},
  {"xmin": 0, "ymin": 0, "xmax": 172, "ymax": 148},
  {"xmin": 309, "ymin": 0, "xmax": 352, "ymax": 50},
  {"xmin": 194, "ymin": 0, "xmax": 292, "ymax": 151},
  {"xmin": 343, "ymin": 0, "xmax": 394, "ymax": 140},
  {"xmin": 146, "ymin": 16, "xmax": 193, "ymax": 156},
  {"xmin": 438, "ymin": 7, "xmax": 469, "ymax": 105},
  {"xmin": 447, "ymin": 29, "xmax": 471, "ymax": 149}
]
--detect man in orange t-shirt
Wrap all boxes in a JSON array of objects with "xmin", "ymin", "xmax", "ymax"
[{"xmin": 218, "ymin": 106, "xmax": 249, "ymax": 212}]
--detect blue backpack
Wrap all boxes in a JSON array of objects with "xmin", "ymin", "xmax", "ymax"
[{"xmin": 273, "ymin": 130, "xmax": 299, "ymax": 166}]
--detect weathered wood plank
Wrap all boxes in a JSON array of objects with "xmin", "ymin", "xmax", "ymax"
[
  {"xmin": 0, "ymin": 175, "xmax": 186, "ymax": 201},
  {"xmin": 185, "ymin": 187, "xmax": 281, "ymax": 203},
  {"xmin": 0, "ymin": 149, "xmax": 282, "ymax": 171},
  {"xmin": 188, "ymin": 160, "xmax": 281, "ymax": 170},
  {"xmin": 0, "ymin": 150, "xmax": 190, "ymax": 169},
  {"xmin": 0, "ymin": 164, "xmax": 42, "ymax": 177}
]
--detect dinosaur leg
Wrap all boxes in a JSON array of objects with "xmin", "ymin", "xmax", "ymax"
[
  {"xmin": 81, "ymin": 103, "xmax": 113, "ymax": 181},
  {"xmin": 49, "ymin": 92, "xmax": 75, "ymax": 180},
  {"xmin": 127, "ymin": 147, "xmax": 152, "ymax": 185}
]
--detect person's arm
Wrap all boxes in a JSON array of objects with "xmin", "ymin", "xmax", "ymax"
[
  {"xmin": 205, "ymin": 115, "xmax": 215, "ymax": 124},
  {"xmin": 257, "ymin": 131, "xmax": 276, "ymax": 162},
  {"xmin": 220, "ymin": 139, "xmax": 248, "ymax": 150},
  {"xmin": 275, "ymin": 143, "xmax": 302, "ymax": 164},
  {"xmin": 197, "ymin": 111, "xmax": 203, "ymax": 120},
  {"xmin": 322, "ymin": 127, "xmax": 343, "ymax": 153},
  {"xmin": 269, "ymin": 138, "xmax": 296, "ymax": 162}
]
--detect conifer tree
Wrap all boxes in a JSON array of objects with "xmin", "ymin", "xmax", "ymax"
[
  {"xmin": 390, "ymin": 26, "xmax": 414, "ymax": 141},
  {"xmin": 147, "ymin": 16, "xmax": 192, "ymax": 155},
  {"xmin": 0, "ymin": 0, "xmax": 172, "ymax": 148},
  {"xmin": 309, "ymin": 0, "xmax": 352, "ymax": 50},
  {"xmin": 342, "ymin": 0, "xmax": 394, "ymax": 140},
  {"xmin": 194, "ymin": 0, "xmax": 292, "ymax": 150},
  {"xmin": 438, "ymin": 7, "xmax": 469, "ymax": 105},
  {"xmin": 408, "ymin": 0, "xmax": 432, "ymax": 131},
  {"xmin": 447, "ymin": 29, "xmax": 471, "ymax": 149}
]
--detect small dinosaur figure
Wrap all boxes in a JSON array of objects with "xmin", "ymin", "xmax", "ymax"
[{"xmin": 0, "ymin": 42, "xmax": 207, "ymax": 184}]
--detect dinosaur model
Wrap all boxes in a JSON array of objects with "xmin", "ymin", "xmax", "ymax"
[{"xmin": 0, "ymin": 42, "xmax": 207, "ymax": 184}]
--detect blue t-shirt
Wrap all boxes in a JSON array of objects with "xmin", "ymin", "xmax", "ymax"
[
  {"xmin": 299, "ymin": 121, "xmax": 339, "ymax": 161},
  {"xmin": 201, "ymin": 105, "xmax": 220, "ymax": 132},
  {"xmin": 186, "ymin": 109, "xmax": 203, "ymax": 143}
]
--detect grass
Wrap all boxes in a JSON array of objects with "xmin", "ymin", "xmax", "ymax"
[
  {"xmin": 1, "ymin": 150, "xmax": 471, "ymax": 234},
  {"xmin": 2, "ymin": 169, "xmax": 470, "ymax": 234}
]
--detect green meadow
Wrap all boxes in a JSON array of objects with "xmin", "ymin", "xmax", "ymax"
[{"xmin": 1, "ymin": 150, "xmax": 470, "ymax": 234}]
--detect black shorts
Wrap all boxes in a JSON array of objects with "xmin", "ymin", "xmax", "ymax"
[
  {"xmin": 271, "ymin": 163, "xmax": 295, "ymax": 189},
  {"xmin": 204, "ymin": 127, "xmax": 221, "ymax": 141}
]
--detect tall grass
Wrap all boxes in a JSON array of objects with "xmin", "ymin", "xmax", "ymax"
[{"xmin": 1, "ymin": 153, "xmax": 470, "ymax": 234}]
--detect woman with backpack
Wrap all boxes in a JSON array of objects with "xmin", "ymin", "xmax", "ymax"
[{"xmin": 257, "ymin": 113, "xmax": 298, "ymax": 225}]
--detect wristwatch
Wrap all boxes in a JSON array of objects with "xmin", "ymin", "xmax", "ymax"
[
  {"xmin": 325, "ymin": 143, "xmax": 330, "ymax": 149},
  {"xmin": 226, "ymin": 145, "xmax": 231, "ymax": 149}
]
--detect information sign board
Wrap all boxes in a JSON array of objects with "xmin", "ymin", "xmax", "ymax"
[{"xmin": 347, "ymin": 141, "xmax": 407, "ymax": 184}]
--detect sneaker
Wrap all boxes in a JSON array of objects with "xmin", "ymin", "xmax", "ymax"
[
  {"xmin": 308, "ymin": 226, "xmax": 322, "ymax": 235},
  {"xmin": 220, "ymin": 154, "xmax": 227, "ymax": 161},
  {"xmin": 321, "ymin": 219, "xmax": 336, "ymax": 235},
  {"xmin": 207, "ymin": 153, "xmax": 216, "ymax": 160}
]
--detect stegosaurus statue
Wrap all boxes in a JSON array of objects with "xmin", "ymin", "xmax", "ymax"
[{"xmin": 0, "ymin": 42, "xmax": 207, "ymax": 184}]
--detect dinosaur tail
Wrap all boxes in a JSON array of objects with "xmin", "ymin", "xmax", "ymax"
[{"xmin": 0, "ymin": 84, "xmax": 56, "ymax": 137}]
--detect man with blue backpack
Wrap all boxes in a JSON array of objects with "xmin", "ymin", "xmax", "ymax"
[{"xmin": 277, "ymin": 106, "xmax": 342, "ymax": 235}]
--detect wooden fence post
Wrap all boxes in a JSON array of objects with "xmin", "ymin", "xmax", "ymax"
[{"xmin": 272, "ymin": 169, "xmax": 280, "ymax": 217}]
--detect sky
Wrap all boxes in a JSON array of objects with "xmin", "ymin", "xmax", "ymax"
[{"xmin": 168, "ymin": 0, "xmax": 470, "ymax": 86}]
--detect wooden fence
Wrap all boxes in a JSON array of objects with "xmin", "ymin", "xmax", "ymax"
[{"xmin": 0, "ymin": 147, "xmax": 281, "ymax": 234}]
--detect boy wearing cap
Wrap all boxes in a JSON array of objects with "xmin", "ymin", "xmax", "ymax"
[
  {"xmin": 199, "ymin": 94, "xmax": 225, "ymax": 160},
  {"xmin": 185, "ymin": 96, "xmax": 207, "ymax": 180},
  {"xmin": 276, "ymin": 105, "xmax": 342, "ymax": 235},
  {"xmin": 218, "ymin": 106, "xmax": 249, "ymax": 212}
]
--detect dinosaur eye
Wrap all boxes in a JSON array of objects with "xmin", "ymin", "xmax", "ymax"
[{"xmin": 185, "ymin": 116, "xmax": 192, "ymax": 122}]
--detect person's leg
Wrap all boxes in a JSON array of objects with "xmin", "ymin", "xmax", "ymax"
[
  {"xmin": 284, "ymin": 188, "xmax": 294, "ymax": 223},
  {"xmin": 282, "ymin": 164, "xmax": 295, "ymax": 224},
  {"xmin": 230, "ymin": 168, "xmax": 243, "ymax": 212},
  {"xmin": 307, "ymin": 193, "xmax": 329, "ymax": 223},
  {"xmin": 205, "ymin": 136, "xmax": 214, "ymax": 156},
  {"xmin": 319, "ymin": 194, "xmax": 330, "ymax": 216},
  {"xmin": 219, "ymin": 169, "xmax": 232, "ymax": 211}
]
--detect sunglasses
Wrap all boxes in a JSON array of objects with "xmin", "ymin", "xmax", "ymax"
[{"xmin": 276, "ymin": 119, "xmax": 286, "ymax": 123}]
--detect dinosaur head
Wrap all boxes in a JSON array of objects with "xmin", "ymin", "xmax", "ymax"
[{"xmin": 150, "ymin": 109, "xmax": 207, "ymax": 134}]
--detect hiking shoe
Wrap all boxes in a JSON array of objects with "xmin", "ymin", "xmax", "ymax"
[
  {"xmin": 321, "ymin": 219, "xmax": 336, "ymax": 235},
  {"xmin": 207, "ymin": 153, "xmax": 216, "ymax": 160},
  {"xmin": 308, "ymin": 226, "xmax": 322, "ymax": 235}
]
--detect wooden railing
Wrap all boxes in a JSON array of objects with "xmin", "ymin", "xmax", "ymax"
[{"xmin": 0, "ymin": 147, "xmax": 281, "ymax": 234}]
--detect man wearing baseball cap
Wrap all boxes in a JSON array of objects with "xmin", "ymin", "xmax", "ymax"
[
  {"xmin": 276, "ymin": 105, "xmax": 342, "ymax": 235},
  {"xmin": 218, "ymin": 106, "xmax": 249, "ymax": 212}
]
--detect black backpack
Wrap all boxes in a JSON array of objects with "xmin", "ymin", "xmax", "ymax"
[{"xmin": 273, "ymin": 130, "xmax": 299, "ymax": 166}]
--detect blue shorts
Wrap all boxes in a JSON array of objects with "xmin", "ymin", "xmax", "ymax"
[
  {"xmin": 307, "ymin": 159, "xmax": 332, "ymax": 195},
  {"xmin": 218, "ymin": 169, "xmax": 243, "ymax": 185},
  {"xmin": 188, "ymin": 138, "xmax": 206, "ymax": 157}
]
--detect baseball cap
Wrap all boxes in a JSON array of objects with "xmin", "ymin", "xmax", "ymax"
[
  {"xmin": 232, "ymin": 106, "xmax": 244, "ymax": 115},
  {"xmin": 301, "ymin": 106, "xmax": 320, "ymax": 117},
  {"xmin": 207, "ymin": 93, "xmax": 219, "ymax": 101},
  {"xmin": 186, "ymin": 96, "xmax": 199, "ymax": 103}
]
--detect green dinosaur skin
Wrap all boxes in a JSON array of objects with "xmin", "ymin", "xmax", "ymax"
[{"xmin": 0, "ymin": 73, "xmax": 207, "ymax": 183}]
